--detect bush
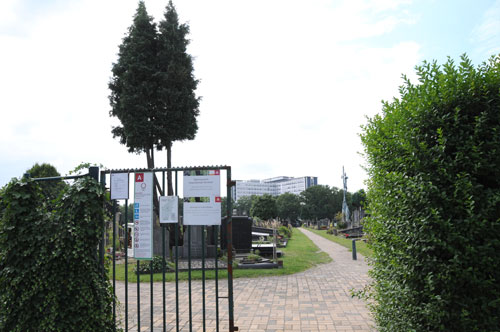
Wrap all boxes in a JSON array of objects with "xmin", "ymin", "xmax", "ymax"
[
  {"xmin": 336, "ymin": 220, "xmax": 347, "ymax": 229},
  {"xmin": 278, "ymin": 225, "xmax": 293, "ymax": 238},
  {"xmin": 326, "ymin": 225, "xmax": 337, "ymax": 235},
  {"xmin": 360, "ymin": 55, "xmax": 500, "ymax": 331},
  {"xmin": 245, "ymin": 253, "xmax": 262, "ymax": 262},
  {"xmin": 135, "ymin": 255, "xmax": 173, "ymax": 274},
  {"xmin": 0, "ymin": 177, "xmax": 116, "ymax": 332}
]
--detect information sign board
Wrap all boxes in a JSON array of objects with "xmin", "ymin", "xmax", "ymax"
[
  {"xmin": 110, "ymin": 173, "xmax": 129, "ymax": 200},
  {"xmin": 133, "ymin": 172, "xmax": 153, "ymax": 260},
  {"xmin": 159, "ymin": 196, "xmax": 179, "ymax": 223},
  {"xmin": 183, "ymin": 170, "xmax": 220, "ymax": 197},
  {"xmin": 184, "ymin": 198, "xmax": 221, "ymax": 225},
  {"xmin": 183, "ymin": 170, "xmax": 221, "ymax": 225}
]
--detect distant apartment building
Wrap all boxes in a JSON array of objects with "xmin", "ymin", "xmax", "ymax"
[{"xmin": 232, "ymin": 176, "xmax": 318, "ymax": 201}]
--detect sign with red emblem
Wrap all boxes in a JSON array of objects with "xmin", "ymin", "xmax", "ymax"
[
  {"xmin": 133, "ymin": 172, "xmax": 153, "ymax": 260},
  {"xmin": 183, "ymin": 170, "xmax": 221, "ymax": 225}
]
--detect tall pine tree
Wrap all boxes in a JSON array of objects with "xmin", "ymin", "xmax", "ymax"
[
  {"xmin": 109, "ymin": 1, "xmax": 158, "ymax": 166},
  {"xmin": 109, "ymin": 0, "xmax": 200, "ymax": 194},
  {"xmin": 109, "ymin": 1, "xmax": 200, "ymax": 254},
  {"xmin": 157, "ymin": 0, "xmax": 200, "ymax": 195}
]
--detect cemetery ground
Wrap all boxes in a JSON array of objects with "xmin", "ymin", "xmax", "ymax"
[
  {"xmin": 111, "ymin": 228, "xmax": 331, "ymax": 282},
  {"xmin": 115, "ymin": 228, "xmax": 374, "ymax": 331}
]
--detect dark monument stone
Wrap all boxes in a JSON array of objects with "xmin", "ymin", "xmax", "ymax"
[{"xmin": 221, "ymin": 216, "xmax": 253, "ymax": 253}]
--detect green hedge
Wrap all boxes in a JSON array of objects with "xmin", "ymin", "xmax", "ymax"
[
  {"xmin": 0, "ymin": 177, "xmax": 116, "ymax": 332},
  {"xmin": 361, "ymin": 55, "xmax": 500, "ymax": 331}
]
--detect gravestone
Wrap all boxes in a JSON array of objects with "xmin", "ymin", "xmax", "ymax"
[
  {"xmin": 178, "ymin": 225, "xmax": 216, "ymax": 258},
  {"xmin": 221, "ymin": 216, "xmax": 253, "ymax": 253}
]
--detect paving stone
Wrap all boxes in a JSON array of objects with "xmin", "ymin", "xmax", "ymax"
[{"xmin": 115, "ymin": 228, "xmax": 375, "ymax": 331}]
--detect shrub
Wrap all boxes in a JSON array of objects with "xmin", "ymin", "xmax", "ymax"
[
  {"xmin": 360, "ymin": 55, "xmax": 500, "ymax": 331},
  {"xmin": 336, "ymin": 221, "xmax": 347, "ymax": 229},
  {"xmin": 135, "ymin": 255, "xmax": 173, "ymax": 274},
  {"xmin": 245, "ymin": 253, "xmax": 262, "ymax": 262},
  {"xmin": 278, "ymin": 225, "xmax": 292, "ymax": 238},
  {"xmin": 0, "ymin": 177, "xmax": 116, "ymax": 332},
  {"xmin": 326, "ymin": 225, "xmax": 337, "ymax": 235}
]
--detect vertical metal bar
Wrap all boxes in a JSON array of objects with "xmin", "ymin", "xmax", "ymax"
[
  {"xmin": 202, "ymin": 225, "xmax": 206, "ymax": 332},
  {"xmin": 188, "ymin": 226, "xmax": 192, "ymax": 332},
  {"xmin": 162, "ymin": 171, "xmax": 166, "ymax": 332},
  {"xmin": 99, "ymin": 171, "xmax": 106, "ymax": 272},
  {"xmin": 175, "ymin": 222, "xmax": 179, "ymax": 332},
  {"xmin": 89, "ymin": 166, "xmax": 99, "ymax": 182},
  {"xmin": 112, "ymin": 199, "xmax": 116, "ymax": 332},
  {"xmin": 137, "ymin": 260, "xmax": 141, "ymax": 332},
  {"xmin": 352, "ymin": 239, "xmax": 357, "ymax": 260},
  {"xmin": 226, "ymin": 168, "xmax": 236, "ymax": 332},
  {"xmin": 215, "ymin": 225, "xmax": 219, "ymax": 332},
  {"xmin": 175, "ymin": 170, "xmax": 179, "ymax": 332},
  {"xmin": 124, "ymin": 198, "xmax": 129, "ymax": 332},
  {"xmin": 150, "ymin": 259, "xmax": 153, "ymax": 332},
  {"xmin": 150, "ymin": 170, "xmax": 155, "ymax": 332},
  {"xmin": 162, "ymin": 225, "xmax": 166, "ymax": 332}
]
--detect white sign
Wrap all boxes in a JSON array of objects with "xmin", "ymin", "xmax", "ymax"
[
  {"xmin": 134, "ymin": 172, "xmax": 153, "ymax": 260},
  {"xmin": 183, "ymin": 170, "xmax": 220, "ymax": 197},
  {"xmin": 110, "ymin": 173, "xmax": 129, "ymax": 200},
  {"xmin": 183, "ymin": 170, "xmax": 221, "ymax": 225},
  {"xmin": 184, "ymin": 198, "xmax": 222, "ymax": 225},
  {"xmin": 159, "ymin": 196, "xmax": 178, "ymax": 223}
]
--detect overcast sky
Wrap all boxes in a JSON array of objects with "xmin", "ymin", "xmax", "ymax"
[{"xmin": 1, "ymin": 0, "xmax": 499, "ymax": 192}]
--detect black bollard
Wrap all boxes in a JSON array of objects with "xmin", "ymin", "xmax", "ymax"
[{"xmin": 352, "ymin": 239, "xmax": 357, "ymax": 260}]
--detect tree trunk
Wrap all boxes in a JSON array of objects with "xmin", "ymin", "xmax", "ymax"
[
  {"xmin": 146, "ymin": 148, "xmax": 154, "ymax": 168},
  {"xmin": 165, "ymin": 142, "xmax": 178, "ymax": 255},
  {"xmin": 166, "ymin": 142, "xmax": 173, "ymax": 196},
  {"xmin": 145, "ymin": 148, "xmax": 159, "ymax": 213},
  {"xmin": 145, "ymin": 147, "xmax": 169, "ymax": 256}
]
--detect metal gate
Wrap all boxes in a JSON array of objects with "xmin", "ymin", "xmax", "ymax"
[{"xmin": 30, "ymin": 165, "xmax": 237, "ymax": 332}]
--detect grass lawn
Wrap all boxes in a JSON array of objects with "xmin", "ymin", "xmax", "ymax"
[
  {"xmin": 111, "ymin": 228, "xmax": 331, "ymax": 283},
  {"xmin": 306, "ymin": 227, "xmax": 373, "ymax": 258}
]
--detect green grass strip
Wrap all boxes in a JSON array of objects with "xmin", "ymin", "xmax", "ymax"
[
  {"xmin": 306, "ymin": 227, "xmax": 373, "ymax": 258},
  {"xmin": 111, "ymin": 228, "xmax": 331, "ymax": 282}
]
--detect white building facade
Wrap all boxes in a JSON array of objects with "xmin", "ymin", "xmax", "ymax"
[{"xmin": 232, "ymin": 176, "xmax": 318, "ymax": 201}]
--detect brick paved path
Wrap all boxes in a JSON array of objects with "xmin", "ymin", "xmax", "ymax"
[{"xmin": 116, "ymin": 228, "xmax": 374, "ymax": 331}]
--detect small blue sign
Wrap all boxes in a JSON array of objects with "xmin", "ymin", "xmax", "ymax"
[
  {"xmin": 134, "ymin": 203, "xmax": 139, "ymax": 208},
  {"xmin": 134, "ymin": 213, "xmax": 139, "ymax": 220},
  {"xmin": 134, "ymin": 208, "xmax": 139, "ymax": 214}
]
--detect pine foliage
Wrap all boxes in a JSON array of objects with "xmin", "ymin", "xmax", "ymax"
[{"xmin": 109, "ymin": 0, "xmax": 199, "ymax": 154}]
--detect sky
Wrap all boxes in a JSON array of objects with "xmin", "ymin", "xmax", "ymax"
[{"xmin": 1, "ymin": 0, "xmax": 499, "ymax": 192}]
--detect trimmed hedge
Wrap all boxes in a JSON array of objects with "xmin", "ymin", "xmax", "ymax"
[
  {"xmin": 0, "ymin": 177, "xmax": 116, "ymax": 332},
  {"xmin": 361, "ymin": 55, "xmax": 500, "ymax": 331}
]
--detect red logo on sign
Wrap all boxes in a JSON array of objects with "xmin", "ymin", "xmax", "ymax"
[
  {"xmin": 214, "ymin": 170, "xmax": 220, "ymax": 175},
  {"xmin": 135, "ymin": 173, "xmax": 144, "ymax": 182},
  {"xmin": 215, "ymin": 197, "xmax": 221, "ymax": 203}
]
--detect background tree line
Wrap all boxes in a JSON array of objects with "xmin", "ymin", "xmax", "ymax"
[{"xmin": 222, "ymin": 185, "xmax": 366, "ymax": 223}]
